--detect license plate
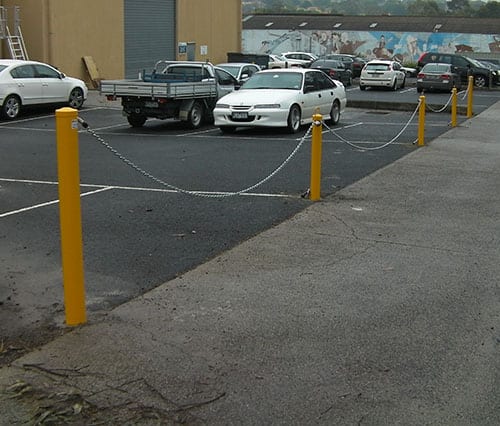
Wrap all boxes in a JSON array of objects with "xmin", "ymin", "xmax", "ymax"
[
  {"xmin": 145, "ymin": 101, "xmax": 157, "ymax": 108},
  {"xmin": 232, "ymin": 111, "xmax": 248, "ymax": 119}
]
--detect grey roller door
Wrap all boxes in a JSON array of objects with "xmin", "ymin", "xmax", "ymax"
[{"xmin": 124, "ymin": 0, "xmax": 176, "ymax": 78}]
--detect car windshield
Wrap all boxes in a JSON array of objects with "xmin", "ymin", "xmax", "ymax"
[{"xmin": 242, "ymin": 72, "xmax": 303, "ymax": 90}]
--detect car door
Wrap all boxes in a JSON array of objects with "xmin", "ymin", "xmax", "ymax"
[
  {"xmin": 33, "ymin": 63, "xmax": 69, "ymax": 103},
  {"xmin": 302, "ymin": 71, "xmax": 332, "ymax": 119},
  {"xmin": 9, "ymin": 64, "xmax": 42, "ymax": 105},
  {"xmin": 450, "ymin": 56, "xmax": 470, "ymax": 83},
  {"xmin": 392, "ymin": 62, "xmax": 404, "ymax": 86},
  {"xmin": 214, "ymin": 68, "xmax": 238, "ymax": 98}
]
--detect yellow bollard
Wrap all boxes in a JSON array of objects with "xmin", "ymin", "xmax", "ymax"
[
  {"xmin": 56, "ymin": 107, "xmax": 86, "ymax": 326},
  {"xmin": 309, "ymin": 113, "xmax": 323, "ymax": 201},
  {"xmin": 451, "ymin": 87, "xmax": 457, "ymax": 128},
  {"xmin": 418, "ymin": 96, "xmax": 426, "ymax": 147},
  {"xmin": 467, "ymin": 75, "xmax": 474, "ymax": 118}
]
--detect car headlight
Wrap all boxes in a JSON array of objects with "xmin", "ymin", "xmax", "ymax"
[
  {"xmin": 254, "ymin": 104, "xmax": 281, "ymax": 108},
  {"xmin": 215, "ymin": 103, "xmax": 229, "ymax": 108}
]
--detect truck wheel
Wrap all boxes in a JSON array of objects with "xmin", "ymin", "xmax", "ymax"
[
  {"xmin": 127, "ymin": 114, "xmax": 146, "ymax": 128},
  {"xmin": 188, "ymin": 101, "xmax": 204, "ymax": 129}
]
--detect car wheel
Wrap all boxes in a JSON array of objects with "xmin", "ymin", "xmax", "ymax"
[
  {"xmin": 187, "ymin": 101, "xmax": 204, "ymax": 129},
  {"xmin": 127, "ymin": 114, "xmax": 147, "ymax": 128},
  {"xmin": 328, "ymin": 100, "xmax": 341, "ymax": 125},
  {"xmin": 68, "ymin": 87, "xmax": 85, "ymax": 109},
  {"xmin": 219, "ymin": 126, "xmax": 236, "ymax": 134},
  {"xmin": 2, "ymin": 95, "xmax": 21, "ymax": 119},
  {"xmin": 286, "ymin": 104, "xmax": 301, "ymax": 133},
  {"xmin": 359, "ymin": 85, "xmax": 366, "ymax": 91},
  {"xmin": 473, "ymin": 75, "xmax": 487, "ymax": 88}
]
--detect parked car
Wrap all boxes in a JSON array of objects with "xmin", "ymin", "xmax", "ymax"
[
  {"xmin": 268, "ymin": 54, "xmax": 288, "ymax": 69},
  {"xmin": 324, "ymin": 54, "xmax": 366, "ymax": 78},
  {"xmin": 359, "ymin": 60, "xmax": 406, "ymax": 90},
  {"xmin": 416, "ymin": 63, "xmax": 462, "ymax": 93},
  {"xmin": 280, "ymin": 52, "xmax": 318, "ymax": 68},
  {"xmin": 216, "ymin": 62, "xmax": 261, "ymax": 83},
  {"xmin": 417, "ymin": 52, "xmax": 496, "ymax": 87},
  {"xmin": 476, "ymin": 60, "xmax": 500, "ymax": 85},
  {"xmin": 310, "ymin": 59, "xmax": 352, "ymax": 86},
  {"xmin": 214, "ymin": 68, "xmax": 347, "ymax": 133},
  {"xmin": 0, "ymin": 59, "xmax": 88, "ymax": 120}
]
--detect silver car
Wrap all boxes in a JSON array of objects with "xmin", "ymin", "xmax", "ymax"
[{"xmin": 416, "ymin": 63, "xmax": 462, "ymax": 93}]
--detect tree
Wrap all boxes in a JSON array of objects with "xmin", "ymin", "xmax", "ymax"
[
  {"xmin": 474, "ymin": 1, "xmax": 500, "ymax": 18},
  {"xmin": 407, "ymin": 0, "xmax": 445, "ymax": 16}
]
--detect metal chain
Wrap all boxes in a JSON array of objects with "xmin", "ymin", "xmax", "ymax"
[
  {"xmin": 78, "ymin": 119, "xmax": 312, "ymax": 198},
  {"xmin": 323, "ymin": 99, "xmax": 421, "ymax": 151},
  {"xmin": 425, "ymin": 91, "xmax": 453, "ymax": 113}
]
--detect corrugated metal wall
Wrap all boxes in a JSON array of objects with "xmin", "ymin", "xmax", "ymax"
[{"xmin": 124, "ymin": 0, "xmax": 176, "ymax": 78}]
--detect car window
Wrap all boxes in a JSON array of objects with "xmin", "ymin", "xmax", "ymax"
[
  {"xmin": 393, "ymin": 62, "xmax": 401, "ymax": 70},
  {"xmin": 243, "ymin": 72, "xmax": 303, "ymax": 90},
  {"xmin": 314, "ymin": 71, "xmax": 336, "ymax": 89},
  {"xmin": 452, "ymin": 56, "xmax": 468, "ymax": 67},
  {"xmin": 33, "ymin": 64, "xmax": 60, "ymax": 78},
  {"xmin": 215, "ymin": 68, "xmax": 236, "ymax": 86},
  {"xmin": 218, "ymin": 65, "xmax": 239, "ymax": 78},
  {"xmin": 366, "ymin": 63, "xmax": 390, "ymax": 71},
  {"xmin": 0, "ymin": 65, "xmax": 7, "ymax": 73},
  {"xmin": 10, "ymin": 65, "xmax": 36, "ymax": 78}
]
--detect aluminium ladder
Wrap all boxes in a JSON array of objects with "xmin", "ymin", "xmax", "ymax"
[{"xmin": 6, "ymin": 25, "xmax": 28, "ymax": 60}]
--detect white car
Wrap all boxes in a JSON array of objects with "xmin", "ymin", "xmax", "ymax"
[
  {"xmin": 359, "ymin": 59, "xmax": 406, "ymax": 90},
  {"xmin": 213, "ymin": 68, "xmax": 347, "ymax": 133},
  {"xmin": 268, "ymin": 54, "xmax": 287, "ymax": 69},
  {"xmin": 280, "ymin": 52, "xmax": 318, "ymax": 68},
  {"xmin": 215, "ymin": 62, "xmax": 261, "ymax": 83},
  {"xmin": 0, "ymin": 59, "xmax": 88, "ymax": 119}
]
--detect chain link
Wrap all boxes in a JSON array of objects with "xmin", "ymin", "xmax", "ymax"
[
  {"xmin": 79, "ymin": 121, "xmax": 312, "ymax": 198},
  {"xmin": 323, "ymin": 100, "xmax": 421, "ymax": 151}
]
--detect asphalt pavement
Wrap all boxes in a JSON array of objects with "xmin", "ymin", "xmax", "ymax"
[{"xmin": 1, "ymin": 92, "xmax": 499, "ymax": 425}]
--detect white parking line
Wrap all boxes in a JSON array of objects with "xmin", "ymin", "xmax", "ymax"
[
  {"xmin": 0, "ymin": 177, "xmax": 296, "ymax": 218},
  {"xmin": 0, "ymin": 187, "xmax": 113, "ymax": 218}
]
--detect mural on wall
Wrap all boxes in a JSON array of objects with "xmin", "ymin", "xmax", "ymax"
[{"xmin": 244, "ymin": 30, "xmax": 500, "ymax": 62}]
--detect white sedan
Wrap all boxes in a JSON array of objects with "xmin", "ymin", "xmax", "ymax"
[
  {"xmin": 0, "ymin": 59, "xmax": 88, "ymax": 119},
  {"xmin": 213, "ymin": 68, "xmax": 347, "ymax": 133}
]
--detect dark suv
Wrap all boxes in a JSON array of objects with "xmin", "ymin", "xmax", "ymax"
[{"xmin": 417, "ymin": 52, "xmax": 496, "ymax": 88}]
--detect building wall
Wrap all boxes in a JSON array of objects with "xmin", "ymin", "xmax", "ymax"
[
  {"xmin": 2, "ymin": 0, "xmax": 241, "ymax": 83},
  {"xmin": 177, "ymin": 0, "xmax": 241, "ymax": 64},
  {"xmin": 1, "ymin": 0, "xmax": 124, "ymax": 83},
  {"xmin": 243, "ymin": 28, "xmax": 500, "ymax": 64}
]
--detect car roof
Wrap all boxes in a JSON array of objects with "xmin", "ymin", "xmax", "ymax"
[
  {"xmin": 0, "ymin": 59, "xmax": 41, "ymax": 66},
  {"xmin": 258, "ymin": 68, "xmax": 318, "ymax": 74},
  {"xmin": 366, "ymin": 59, "xmax": 396, "ymax": 64},
  {"xmin": 216, "ymin": 62, "xmax": 259, "ymax": 67}
]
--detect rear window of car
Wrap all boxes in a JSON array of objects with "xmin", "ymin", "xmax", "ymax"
[
  {"xmin": 366, "ymin": 63, "xmax": 390, "ymax": 71},
  {"xmin": 423, "ymin": 64, "xmax": 449, "ymax": 73}
]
